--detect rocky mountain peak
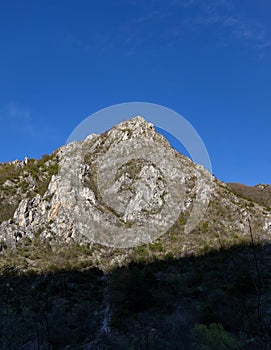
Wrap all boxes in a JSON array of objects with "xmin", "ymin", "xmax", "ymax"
[
  {"xmin": 112, "ymin": 115, "xmax": 154, "ymax": 131},
  {"xmin": 0, "ymin": 117, "xmax": 270, "ymax": 268}
]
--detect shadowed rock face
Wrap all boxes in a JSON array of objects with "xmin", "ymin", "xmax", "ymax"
[
  {"xmin": 228, "ymin": 183, "xmax": 271, "ymax": 209},
  {"xmin": 0, "ymin": 116, "xmax": 270, "ymax": 259}
]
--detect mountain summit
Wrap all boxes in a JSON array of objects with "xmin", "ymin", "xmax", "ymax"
[
  {"xmin": 1, "ymin": 117, "xmax": 271, "ymax": 349},
  {"xmin": 0, "ymin": 116, "xmax": 270, "ymax": 264}
]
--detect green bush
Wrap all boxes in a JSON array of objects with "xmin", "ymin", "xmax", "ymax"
[
  {"xmin": 201, "ymin": 221, "xmax": 209, "ymax": 233},
  {"xmin": 0, "ymin": 203, "xmax": 17, "ymax": 223},
  {"xmin": 149, "ymin": 241, "xmax": 164, "ymax": 252},
  {"xmin": 136, "ymin": 246, "xmax": 149, "ymax": 257},
  {"xmin": 191, "ymin": 323, "xmax": 238, "ymax": 350}
]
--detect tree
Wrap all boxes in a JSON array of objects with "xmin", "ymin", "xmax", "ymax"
[{"xmin": 191, "ymin": 323, "xmax": 238, "ymax": 350}]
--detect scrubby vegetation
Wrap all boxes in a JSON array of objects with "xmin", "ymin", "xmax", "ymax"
[
  {"xmin": 1, "ymin": 240, "xmax": 271, "ymax": 349},
  {"xmin": 228, "ymin": 183, "xmax": 271, "ymax": 210},
  {"xmin": 0, "ymin": 153, "xmax": 58, "ymax": 223},
  {"xmin": 1, "ymin": 134, "xmax": 271, "ymax": 348}
]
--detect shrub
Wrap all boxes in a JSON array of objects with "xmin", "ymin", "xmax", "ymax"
[
  {"xmin": 191, "ymin": 323, "xmax": 238, "ymax": 350},
  {"xmin": 149, "ymin": 242, "xmax": 164, "ymax": 252},
  {"xmin": 136, "ymin": 246, "xmax": 149, "ymax": 256}
]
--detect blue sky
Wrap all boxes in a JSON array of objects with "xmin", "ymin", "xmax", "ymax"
[{"xmin": 0, "ymin": 0, "xmax": 270, "ymax": 185}]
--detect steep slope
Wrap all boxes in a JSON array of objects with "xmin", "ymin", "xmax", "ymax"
[
  {"xmin": 0, "ymin": 154, "xmax": 58, "ymax": 224},
  {"xmin": 1, "ymin": 116, "xmax": 271, "ymax": 349},
  {"xmin": 228, "ymin": 182, "xmax": 271, "ymax": 209},
  {"xmin": 0, "ymin": 116, "xmax": 270, "ymax": 271}
]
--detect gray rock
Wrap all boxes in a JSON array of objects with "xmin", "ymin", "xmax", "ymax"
[{"xmin": 0, "ymin": 116, "xmax": 270, "ymax": 251}]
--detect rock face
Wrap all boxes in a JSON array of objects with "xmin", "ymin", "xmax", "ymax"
[{"xmin": 0, "ymin": 116, "xmax": 271, "ymax": 252}]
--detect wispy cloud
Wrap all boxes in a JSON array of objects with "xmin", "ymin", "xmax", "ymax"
[
  {"xmin": 61, "ymin": 0, "xmax": 271, "ymax": 59},
  {"xmin": 131, "ymin": 10, "xmax": 164, "ymax": 24},
  {"xmin": 0, "ymin": 102, "xmax": 61, "ymax": 146},
  {"xmin": 222, "ymin": 15, "xmax": 271, "ymax": 50},
  {"xmin": 1, "ymin": 103, "xmax": 34, "ymax": 134},
  {"xmin": 64, "ymin": 33, "xmax": 91, "ymax": 52},
  {"xmin": 178, "ymin": 0, "xmax": 271, "ymax": 55}
]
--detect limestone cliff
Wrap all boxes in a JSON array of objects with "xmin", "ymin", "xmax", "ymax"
[{"xmin": 0, "ymin": 117, "xmax": 270, "ymax": 269}]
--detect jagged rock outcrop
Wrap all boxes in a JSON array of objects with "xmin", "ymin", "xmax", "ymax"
[{"xmin": 0, "ymin": 116, "xmax": 270, "ymax": 254}]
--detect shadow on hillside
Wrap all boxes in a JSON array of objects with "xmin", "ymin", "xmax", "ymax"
[{"xmin": 1, "ymin": 243, "xmax": 271, "ymax": 350}]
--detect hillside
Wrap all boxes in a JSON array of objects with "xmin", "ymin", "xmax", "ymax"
[
  {"xmin": 228, "ymin": 183, "xmax": 271, "ymax": 209},
  {"xmin": 0, "ymin": 117, "xmax": 271, "ymax": 349}
]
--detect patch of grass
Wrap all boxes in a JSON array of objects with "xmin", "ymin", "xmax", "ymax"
[
  {"xmin": 135, "ymin": 245, "xmax": 149, "ymax": 257},
  {"xmin": 149, "ymin": 241, "xmax": 164, "ymax": 252},
  {"xmin": 201, "ymin": 221, "xmax": 209, "ymax": 233},
  {"xmin": 0, "ymin": 203, "xmax": 18, "ymax": 223}
]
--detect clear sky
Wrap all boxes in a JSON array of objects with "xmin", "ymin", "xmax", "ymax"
[{"xmin": 0, "ymin": 0, "xmax": 270, "ymax": 185}]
